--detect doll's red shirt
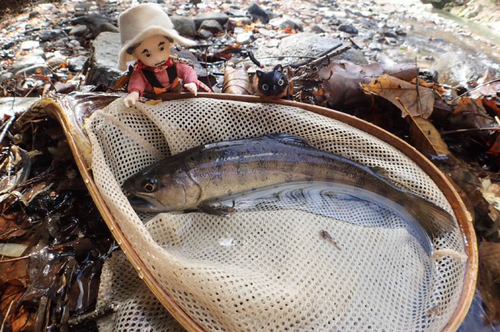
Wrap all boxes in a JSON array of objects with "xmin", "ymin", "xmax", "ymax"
[{"xmin": 128, "ymin": 60, "xmax": 199, "ymax": 97}]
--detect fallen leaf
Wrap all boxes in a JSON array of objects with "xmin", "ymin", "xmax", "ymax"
[
  {"xmin": 478, "ymin": 240, "xmax": 500, "ymax": 325},
  {"xmin": 409, "ymin": 116, "xmax": 451, "ymax": 158},
  {"xmin": 362, "ymin": 74, "xmax": 435, "ymax": 119},
  {"xmin": 319, "ymin": 60, "xmax": 383, "ymax": 107},
  {"xmin": 222, "ymin": 67, "xmax": 252, "ymax": 95}
]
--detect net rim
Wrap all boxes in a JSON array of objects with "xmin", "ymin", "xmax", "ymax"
[{"xmin": 47, "ymin": 92, "xmax": 477, "ymax": 332}]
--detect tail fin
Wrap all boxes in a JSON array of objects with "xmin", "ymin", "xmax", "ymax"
[{"xmin": 404, "ymin": 192, "xmax": 456, "ymax": 238}]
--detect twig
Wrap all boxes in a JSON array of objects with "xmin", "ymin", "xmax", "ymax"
[
  {"xmin": 0, "ymin": 300, "xmax": 14, "ymax": 332},
  {"xmin": 68, "ymin": 302, "xmax": 119, "ymax": 326},
  {"xmin": 450, "ymin": 77, "xmax": 500, "ymax": 103},
  {"xmin": 291, "ymin": 44, "xmax": 343, "ymax": 69},
  {"xmin": 441, "ymin": 127, "xmax": 500, "ymax": 135},
  {"xmin": 0, "ymin": 115, "xmax": 16, "ymax": 145},
  {"xmin": 0, "ymin": 254, "xmax": 32, "ymax": 264}
]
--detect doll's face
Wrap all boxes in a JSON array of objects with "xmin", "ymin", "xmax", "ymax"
[{"xmin": 133, "ymin": 35, "xmax": 171, "ymax": 67}]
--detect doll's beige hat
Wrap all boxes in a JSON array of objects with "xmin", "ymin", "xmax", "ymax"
[{"xmin": 118, "ymin": 3, "xmax": 196, "ymax": 70}]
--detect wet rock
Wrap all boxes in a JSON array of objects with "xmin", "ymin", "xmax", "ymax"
[
  {"xmin": 69, "ymin": 25, "xmax": 89, "ymax": 37},
  {"xmin": 11, "ymin": 55, "xmax": 46, "ymax": 73},
  {"xmin": 193, "ymin": 12, "xmax": 229, "ymax": 29},
  {"xmin": 197, "ymin": 29, "xmax": 213, "ymax": 39},
  {"xmin": 170, "ymin": 16, "xmax": 196, "ymax": 36},
  {"xmin": 339, "ymin": 24, "xmax": 358, "ymax": 35},
  {"xmin": 269, "ymin": 16, "xmax": 304, "ymax": 31},
  {"xmin": 40, "ymin": 29, "xmax": 65, "ymax": 42},
  {"xmin": 431, "ymin": 51, "xmax": 496, "ymax": 85},
  {"xmin": 0, "ymin": 97, "xmax": 40, "ymax": 117},
  {"xmin": 227, "ymin": 10, "xmax": 247, "ymax": 17},
  {"xmin": 199, "ymin": 20, "xmax": 223, "ymax": 33},
  {"xmin": 255, "ymin": 33, "xmax": 368, "ymax": 67},
  {"xmin": 86, "ymin": 32, "xmax": 125, "ymax": 87},
  {"xmin": 29, "ymin": 11, "xmax": 40, "ymax": 19},
  {"xmin": 247, "ymin": 3, "xmax": 270, "ymax": 24},
  {"xmin": 68, "ymin": 56, "xmax": 88, "ymax": 72},
  {"xmin": 93, "ymin": 23, "xmax": 119, "ymax": 38}
]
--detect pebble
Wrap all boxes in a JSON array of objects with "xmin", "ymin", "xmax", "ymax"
[
  {"xmin": 236, "ymin": 32, "xmax": 254, "ymax": 44},
  {"xmin": 269, "ymin": 16, "xmax": 304, "ymax": 31},
  {"xmin": 40, "ymin": 29, "xmax": 65, "ymax": 42},
  {"xmin": 339, "ymin": 24, "xmax": 358, "ymax": 35},
  {"xmin": 69, "ymin": 25, "xmax": 89, "ymax": 37},
  {"xmin": 368, "ymin": 42, "xmax": 383, "ymax": 51},
  {"xmin": 197, "ymin": 29, "xmax": 213, "ymax": 39},
  {"xmin": 170, "ymin": 16, "xmax": 196, "ymax": 37},
  {"xmin": 199, "ymin": 20, "xmax": 224, "ymax": 33},
  {"xmin": 193, "ymin": 12, "xmax": 229, "ymax": 29},
  {"xmin": 20, "ymin": 41, "xmax": 40, "ymax": 51}
]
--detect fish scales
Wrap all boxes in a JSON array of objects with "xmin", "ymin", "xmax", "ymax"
[{"xmin": 123, "ymin": 133, "xmax": 456, "ymax": 254}]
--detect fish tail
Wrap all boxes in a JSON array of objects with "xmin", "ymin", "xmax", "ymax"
[{"xmin": 403, "ymin": 192, "xmax": 456, "ymax": 238}]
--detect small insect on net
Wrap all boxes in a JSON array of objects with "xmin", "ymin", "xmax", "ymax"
[{"xmin": 87, "ymin": 97, "xmax": 468, "ymax": 332}]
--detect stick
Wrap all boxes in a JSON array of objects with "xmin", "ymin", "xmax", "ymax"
[{"xmin": 450, "ymin": 77, "xmax": 500, "ymax": 103}]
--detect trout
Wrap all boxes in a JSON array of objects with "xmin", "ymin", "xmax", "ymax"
[{"xmin": 123, "ymin": 133, "xmax": 455, "ymax": 252}]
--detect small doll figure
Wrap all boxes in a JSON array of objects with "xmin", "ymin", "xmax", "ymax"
[{"xmin": 118, "ymin": 4, "xmax": 202, "ymax": 107}]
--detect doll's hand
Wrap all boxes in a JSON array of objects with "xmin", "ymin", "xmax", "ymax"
[
  {"xmin": 184, "ymin": 83, "xmax": 198, "ymax": 96},
  {"xmin": 124, "ymin": 91, "xmax": 140, "ymax": 107}
]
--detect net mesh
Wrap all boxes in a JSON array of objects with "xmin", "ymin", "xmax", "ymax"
[{"xmin": 88, "ymin": 97, "xmax": 467, "ymax": 332}]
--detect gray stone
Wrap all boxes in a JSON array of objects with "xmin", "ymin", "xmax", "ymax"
[
  {"xmin": 197, "ymin": 29, "xmax": 213, "ymax": 39},
  {"xmin": 269, "ymin": 16, "xmax": 304, "ymax": 31},
  {"xmin": 0, "ymin": 97, "xmax": 40, "ymax": 117},
  {"xmin": 368, "ymin": 42, "xmax": 383, "ymax": 51},
  {"xmin": 68, "ymin": 56, "xmax": 88, "ymax": 72},
  {"xmin": 85, "ymin": 32, "xmax": 125, "ymax": 87},
  {"xmin": 310, "ymin": 25, "xmax": 326, "ymax": 34},
  {"xmin": 339, "ymin": 24, "xmax": 358, "ymax": 35},
  {"xmin": 431, "ymin": 51, "xmax": 498, "ymax": 85},
  {"xmin": 227, "ymin": 10, "xmax": 247, "ymax": 17},
  {"xmin": 93, "ymin": 23, "xmax": 119, "ymax": 37},
  {"xmin": 236, "ymin": 32, "xmax": 254, "ymax": 44},
  {"xmin": 199, "ymin": 19, "xmax": 223, "ymax": 33},
  {"xmin": 193, "ymin": 12, "xmax": 229, "ymax": 29},
  {"xmin": 2, "ymin": 41, "xmax": 15, "ymax": 50},
  {"xmin": 20, "ymin": 40, "xmax": 40, "ymax": 51},
  {"xmin": 71, "ymin": 14, "xmax": 115, "ymax": 35},
  {"xmin": 29, "ymin": 11, "xmax": 40, "ymax": 19},
  {"xmin": 254, "ymin": 33, "xmax": 368, "ymax": 67},
  {"xmin": 69, "ymin": 24, "xmax": 89, "ymax": 36},
  {"xmin": 15, "ymin": 64, "xmax": 49, "ymax": 76},
  {"xmin": 170, "ymin": 16, "xmax": 196, "ymax": 36},
  {"xmin": 40, "ymin": 29, "xmax": 65, "ymax": 42},
  {"xmin": 11, "ymin": 55, "xmax": 46, "ymax": 73}
]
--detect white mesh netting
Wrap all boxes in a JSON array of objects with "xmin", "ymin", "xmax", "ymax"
[{"xmin": 88, "ymin": 97, "xmax": 468, "ymax": 332}]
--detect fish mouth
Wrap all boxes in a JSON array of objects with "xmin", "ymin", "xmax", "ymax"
[{"xmin": 127, "ymin": 195, "xmax": 168, "ymax": 212}]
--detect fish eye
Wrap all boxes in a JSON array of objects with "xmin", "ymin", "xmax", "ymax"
[
  {"xmin": 262, "ymin": 84, "xmax": 269, "ymax": 91},
  {"xmin": 278, "ymin": 79, "xmax": 284, "ymax": 86},
  {"xmin": 142, "ymin": 178, "xmax": 157, "ymax": 193}
]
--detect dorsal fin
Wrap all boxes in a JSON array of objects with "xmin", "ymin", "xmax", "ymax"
[{"xmin": 266, "ymin": 133, "xmax": 313, "ymax": 148}]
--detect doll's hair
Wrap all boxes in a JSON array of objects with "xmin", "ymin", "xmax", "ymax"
[{"xmin": 125, "ymin": 36, "xmax": 175, "ymax": 55}]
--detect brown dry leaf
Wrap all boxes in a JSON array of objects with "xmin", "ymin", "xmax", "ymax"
[
  {"xmin": 362, "ymin": 74, "xmax": 435, "ymax": 119},
  {"xmin": 222, "ymin": 67, "xmax": 252, "ymax": 95},
  {"xmin": 319, "ymin": 60, "xmax": 383, "ymax": 107},
  {"xmin": 409, "ymin": 116, "xmax": 451, "ymax": 158},
  {"xmin": 481, "ymin": 178, "xmax": 500, "ymax": 222},
  {"xmin": 478, "ymin": 240, "xmax": 500, "ymax": 325}
]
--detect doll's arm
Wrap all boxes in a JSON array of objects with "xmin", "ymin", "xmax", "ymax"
[
  {"xmin": 176, "ymin": 63, "xmax": 199, "ymax": 95},
  {"xmin": 124, "ymin": 69, "xmax": 146, "ymax": 107}
]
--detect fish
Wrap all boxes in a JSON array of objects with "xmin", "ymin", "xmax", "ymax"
[{"xmin": 123, "ymin": 133, "xmax": 456, "ymax": 253}]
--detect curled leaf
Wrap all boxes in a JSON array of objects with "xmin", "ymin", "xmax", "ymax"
[
  {"xmin": 222, "ymin": 67, "xmax": 252, "ymax": 95},
  {"xmin": 362, "ymin": 74, "xmax": 435, "ymax": 119}
]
